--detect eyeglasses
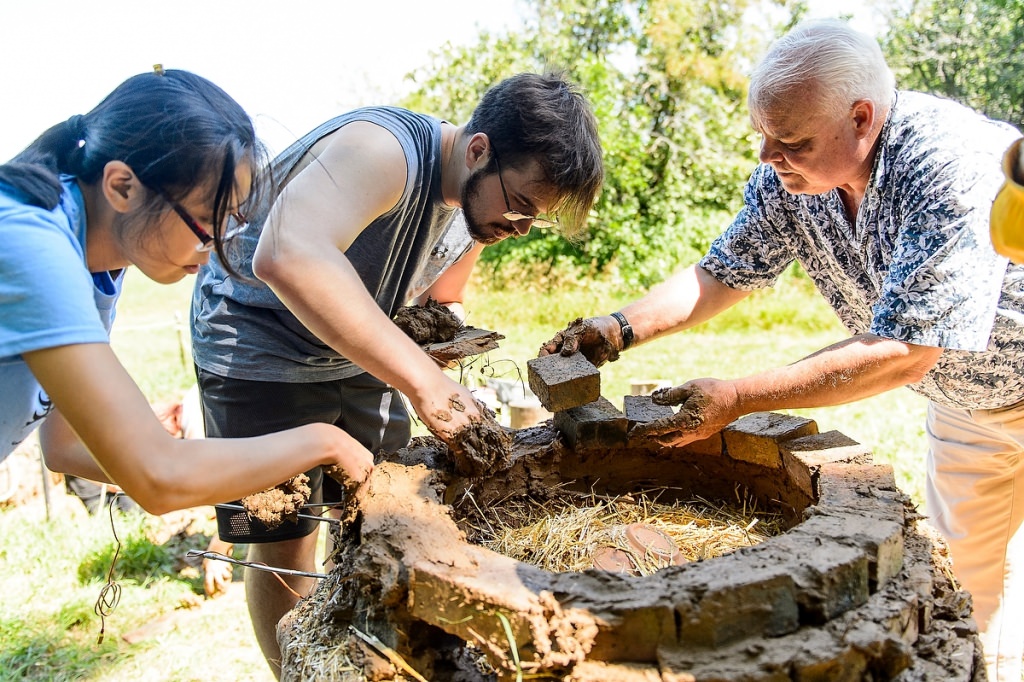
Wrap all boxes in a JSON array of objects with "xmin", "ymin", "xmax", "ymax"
[
  {"xmin": 492, "ymin": 149, "xmax": 558, "ymax": 230},
  {"xmin": 165, "ymin": 196, "xmax": 248, "ymax": 253}
]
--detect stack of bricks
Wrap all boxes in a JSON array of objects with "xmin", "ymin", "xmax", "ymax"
[
  {"xmin": 526, "ymin": 352, "xmax": 606, "ymax": 445},
  {"xmin": 528, "ymin": 352, "xmax": 679, "ymax": 449}
]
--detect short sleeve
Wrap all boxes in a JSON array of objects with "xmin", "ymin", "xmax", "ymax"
[
  {"xmin": 0, "ymin": 196, "xmax": 108, "ymax": 359},
  {"xmin": 699, "ymin": 167, "xmax": 796, "ymax": 290}
]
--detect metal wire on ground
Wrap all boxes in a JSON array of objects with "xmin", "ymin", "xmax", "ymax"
[{"xmin": 94, "ymin": 498, "xmax": 124, "ymax": 644}]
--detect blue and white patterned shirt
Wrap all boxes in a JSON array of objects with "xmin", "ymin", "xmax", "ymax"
[{"xmin": 700, "ymin": 91, "xmax": 1024, "ymax": 410}]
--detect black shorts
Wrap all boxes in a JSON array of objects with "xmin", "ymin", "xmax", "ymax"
[{"xmin": 197, "ymin": 367, "xmax": 411, "ymax": 543}]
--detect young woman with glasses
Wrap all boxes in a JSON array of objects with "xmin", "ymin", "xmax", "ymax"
[{"xmin": 0, "ymin": 67, "xmax": 372, "ymax": 514}]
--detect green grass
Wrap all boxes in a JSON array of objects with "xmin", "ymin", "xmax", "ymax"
[
  {"xmin": 108, "ymin": 272, "xmax": 196, "ymax": 404},
  {"xmin": 0, "ymin": 502, "xmax": 272, "ymax": 682},
  {"xmin": 0, "ymin": 267, "xmax": 933, "ymax": 680}
]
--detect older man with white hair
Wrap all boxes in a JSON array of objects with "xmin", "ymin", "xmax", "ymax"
[{"xmin": 543, "ymin": 19, "xmax": 1024, "ymax": 680}]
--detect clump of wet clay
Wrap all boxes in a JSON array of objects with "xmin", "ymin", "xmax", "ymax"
[
  {"xmin": 392, "ymin": 297, "xmax": 463, "ymax": 344},
  {"xmin": 241, "ymin": 473, "xmax": 311, "ymax": 530},
  {"xmin": 447, "ymin": 401, "xmax": 513, "ymax": 478}
]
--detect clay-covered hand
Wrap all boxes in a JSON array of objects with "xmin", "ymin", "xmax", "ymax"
[
  {"xmin": 537, "ymin": 316, "xmax": 621, "ymax": 367},
  {"xmin": 322, "ymin": 432, "xmax": 375, "ymax": 497},
  {"xmin": 629, "ymin": 378, "xmax": 740, "ymax": 448},
  {"xmin": 412, "ymin": 376, "xmax": 490, "ymax": 447},
  {"xmin": 444, "ymin": 398, "xmax": 513, "ymax": 478}
]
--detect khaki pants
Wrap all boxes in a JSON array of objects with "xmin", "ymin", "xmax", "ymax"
[{"xmin": 927, "ymin": 401, "xmax": 1024, "ymax": 682}]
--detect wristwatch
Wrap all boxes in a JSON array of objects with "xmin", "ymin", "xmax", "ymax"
[{"xmin": 610, "ymin": 311, "xmax": 634, "ymax": 350}]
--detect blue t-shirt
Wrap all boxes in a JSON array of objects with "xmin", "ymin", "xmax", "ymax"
[
  {"xmin": 0, "ymin": 178, "xmax": 124, "ymax": 459},
  {"xmin": 700, "ymin": 91, "xmax": 1024, "ymax": 410}
]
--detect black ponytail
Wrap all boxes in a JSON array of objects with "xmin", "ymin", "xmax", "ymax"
[
  {"xmin": 0, "ymin": 69, "xmax": 269, "ymax": 270},
  {"xmin": 0, "ymin": 116, "xmax": 88, "ymax": 209}
]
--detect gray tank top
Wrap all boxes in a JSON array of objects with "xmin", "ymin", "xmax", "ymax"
[{"xmin": 191, "ymin": 107, "xmax": 473, "ymax": 382}]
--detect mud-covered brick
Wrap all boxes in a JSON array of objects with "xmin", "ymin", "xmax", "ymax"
[
  {"xmin": 781, "ymin": 430, "xmax": 873, "ymax": 467},
  {"xmin": 622, "ymin": 394, "xmax": 674, "ymax": 429},
  {"xmin": 781, "ymin": 431, "xmax": 872, "ymax": 502},
  {"xmin": 795, "ymin": 514, "xmax": 905, "ymax": 590},
  {"xmin": 723, "ymin": 411, "xmax": 818, "ymax": 468},
  {"xmin": 553, "ymin": 396, "xmax": 627, "ymax": 450},
  {"xmin": 527, "ymin": 352, "xmax": 601, "ymax": 413},
  {"xmin": 672, "ymin": 554, "xmax": 801, "ymax": 647},
  {"xmin": 757, "ymin": 533, "xmax": 870, "ymax": 624},
  {"xmin": 814, "ymin": 463, "xmax": 905, "ymax": 525}
]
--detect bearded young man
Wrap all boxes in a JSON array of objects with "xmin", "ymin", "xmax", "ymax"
[{"xmin": 191, "ymin": 72, "xmax": 603, "ymax": 677}]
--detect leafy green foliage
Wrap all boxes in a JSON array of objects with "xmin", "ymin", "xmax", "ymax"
[
  {"xmin": 402, "ymin": 0, "xmax": 789, "ymax": 289},
  {"xmin": 883, "ymin": 0, "xmax": 1024, "ymax": 128}
]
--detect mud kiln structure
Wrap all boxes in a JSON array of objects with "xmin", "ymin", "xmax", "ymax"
[{"xmin": 278, "ymin": 407, "xmax": 981, "ymax": 681}]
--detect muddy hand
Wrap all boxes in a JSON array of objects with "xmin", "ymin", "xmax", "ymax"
[
  {"xmin": 444, "ymin": 397, "xmax": 512, "ymax": 478},
  {"xmin": 631, "ymin": 379, "xmax": 738, "ymax": 448},
  {"xmin": 537, "ymin": 316, "xmax": 620, "ymax": 367},
  {"xmin": 323, "ymin": 431, "xmax": 375, "ymax": 500},
  {"xmin": 416, "ymin": 378, "xmax": 485, "ymax": 445}
]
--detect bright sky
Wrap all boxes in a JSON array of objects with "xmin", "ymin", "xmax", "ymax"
[
  {"xmin": 1, "ymin": 1, "xmax": 880, "ymax": 163},
  {"xmin": 0, "ymin": 0, "xmax": 525, "ymax": 160}
]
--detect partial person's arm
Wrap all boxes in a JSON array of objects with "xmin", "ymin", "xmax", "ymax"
[
  {"xmin": 540, "ymin": 265, "xmax": 752, "ymax": 364},
  {"xmin": 631, "ymin": 334, "xmax": 942, "ymax": 447},
  {"xmin": 25, "ymin": 343, "xmax": 373, "ymax": 515},
  {"xmin": 991, "ymin": 138, "xmax": 1024, "ymax": 262},
  {"xmin": 39, "ymin": 408, "xmax": 111, "ymax": 482},
  {"xmin": 253, "ymin": 122, "xmax": 486, "ymax": 444},
  {"xmin": 415, "ymin": 242, "xmax": 485, "ymax": 321}
]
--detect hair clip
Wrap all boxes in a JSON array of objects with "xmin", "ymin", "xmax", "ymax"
[{"xmin": 153, "ymin": 63, "xmax": 165, "ymax": 76}]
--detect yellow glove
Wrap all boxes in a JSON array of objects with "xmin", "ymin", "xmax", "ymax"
[{"xmin": 991, "ymin": 137, "xmax": 1024, "ymax": 262}]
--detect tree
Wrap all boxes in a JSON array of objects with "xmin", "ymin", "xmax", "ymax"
[
  {"xmin": 402, "ymin": 0, "xmax": 789, "ymax": 289},
  {"xmin": 883, "ymin": 0, "xmax": 1024, "ymax": 128}
]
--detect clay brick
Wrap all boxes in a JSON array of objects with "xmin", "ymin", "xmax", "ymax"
[
  {"xmin": 695, "ymin": 627, "xmax": 870, "ymax": 682},
  {"xmin": 674, "ymin": 557, "xmax": 800, "ymax": 647},
  {"xmin": 683, "ymin": 432, "xmax": 724, "ymax": 457},
  {"xmin": 789, "ymin": 636, "xmax": 870, "ymax": 682},
  {"xmin": 795, "ymin": 514, "xmax": 905, "ymax": 590},
  {"xmin": 750, "ymin": 534, "xmax": 870, "ymax": 624},
  {"xmin": 562, "ymin": 660, "xmax": 665, "ymax": 682},
  {"xmin": 527, "ymin": 352, "xmax": 601, "ymax": 412},
  {"xmin": 586, "ymin": 602, "xmax": 676, "ymax": 662},
  {"xmin": 723, "ymin": 412, "xmax": 818, "ymax": 468},
  {"xmin": 781, "ymin": 430, "xmax": 872, "ymax": 467},
  {"xmin": 553, "ymin": 397, "xmax": 628, "ymax": 450},
  {"xmin": 814, "ymin": 463, "xmax": 906, "ymax": 525},
  {"xmin": 622, "ymin": 394, "xmax": 674, "ymax": 428}
]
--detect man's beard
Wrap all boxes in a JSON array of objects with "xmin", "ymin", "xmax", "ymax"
[{"xmin": 460, "ymin": 169, "xmax": 515, "ymax": 246}]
